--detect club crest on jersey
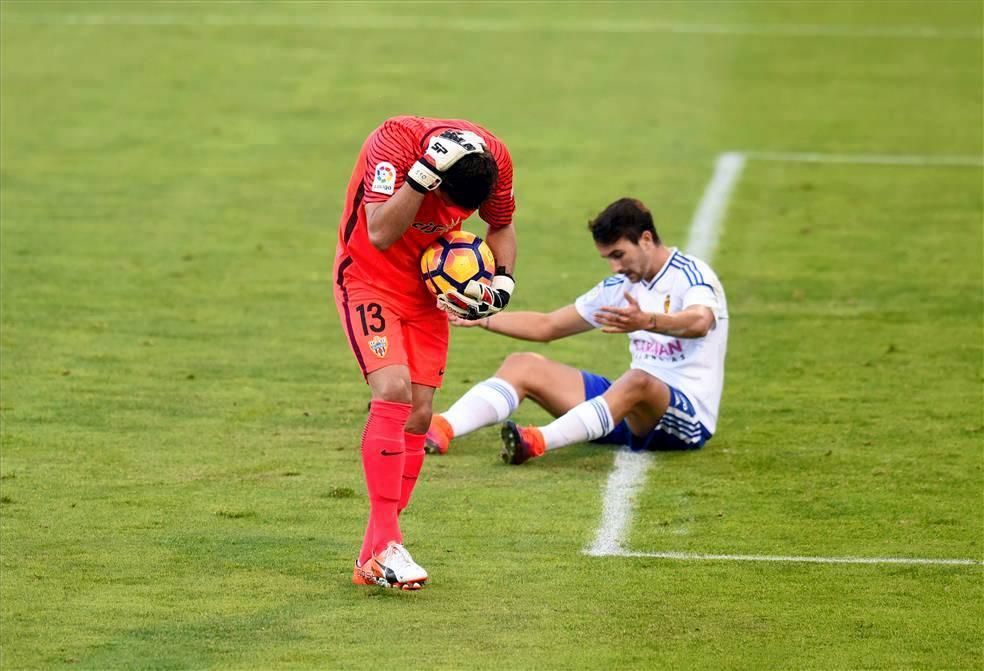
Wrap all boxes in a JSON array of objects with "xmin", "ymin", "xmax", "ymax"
[
  {"xmin": 371, "ymin": 162, "xmax": 396, "ymax": 195},
  {"xmin": 664, "ymin": 295, "xmax": 671, "ymax": 313},
  {"xmin": 368, "ymin": 335, "xmax": 388, "ymax": 358}
]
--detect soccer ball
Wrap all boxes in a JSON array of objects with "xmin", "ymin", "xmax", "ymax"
[{"xmin": 419, "ymin": 230, "xmax": 495, "ymax": 298}]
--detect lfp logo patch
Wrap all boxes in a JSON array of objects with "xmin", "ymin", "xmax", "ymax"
[
  {"xmin": 368, "ymin": 335, "xmax": 388, "ymax": 358},
  {"xmin": 371, "ymin": 162, "xmax": 396, "ymax": 195}
]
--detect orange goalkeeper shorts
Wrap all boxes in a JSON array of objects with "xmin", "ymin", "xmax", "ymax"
[{"xmin": 333, "ymin": 281, "xmax": 449, "ymax": 389}]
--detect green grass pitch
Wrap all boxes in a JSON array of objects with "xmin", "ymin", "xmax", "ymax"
[{"xmin": 1, "ymin": 1, "xmax": 981, "ymax": 669}]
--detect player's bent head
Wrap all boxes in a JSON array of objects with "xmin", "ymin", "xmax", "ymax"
[
  {"xmin": 589, "ymin": 198, "xmax": 660, "ymax": 247},
  {"xmin": 441, "ymin": 153, "xmax": 499, "ymax": 210}
]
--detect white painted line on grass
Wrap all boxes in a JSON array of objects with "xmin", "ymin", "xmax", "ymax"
[
  {"xmin": 684, "ymin": 151, "xmax": 746, "ymax": 261},
  {"xmin": 3, "ymin": 14, "xmax": 982, "ymax": 40},
  {"xmin": 584, "ymin": 152, "xmax": 745, "ymax": 557},
  {"xmin": 743, "ymin": 151, "xmax": 984, "ymax": 167},
  {"xmin": 623, "ymin": 551, "xmax": 983, "ymax": 567},
  {"xmin": 584, "ymin": 450, "xmax": 654, "ymax": 556}
]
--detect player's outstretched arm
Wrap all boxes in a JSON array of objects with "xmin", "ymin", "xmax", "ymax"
[{"xmin": 451, "ymin": 304, "xmax": 592, "ymax": 342}]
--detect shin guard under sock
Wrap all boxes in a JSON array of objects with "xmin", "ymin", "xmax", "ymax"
[{"xmin": 361, "ymin": 399, "xmax": 412, "ymax": 556}]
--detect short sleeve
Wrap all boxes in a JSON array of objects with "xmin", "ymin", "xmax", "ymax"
[
  {"xmin": 574, "ymin": 276, "xmax": 628, "ymax": 328},
  {"xmin": 682, "ymin": 284, "xmax": 723, "ymax": 320}
]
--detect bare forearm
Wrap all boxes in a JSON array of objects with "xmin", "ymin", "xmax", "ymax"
[
  {"xmin": 484, "ymin": 225, "xmax": 516, "ymax": 273},
  {"xmin": 646, "ymin": 308, "xmax": 713, "ymax": 338},
  {"xmin": 481, "ymin": 311, "xmax": 552, "ymax": 341},
  {"xmin": 366, "ymin": 185, "xmax": 425, "ymax": 250}
]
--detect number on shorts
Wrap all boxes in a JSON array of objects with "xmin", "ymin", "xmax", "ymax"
[{"xmin": 355, "ymin": 303, "xmax": 385, "ymax": 335}]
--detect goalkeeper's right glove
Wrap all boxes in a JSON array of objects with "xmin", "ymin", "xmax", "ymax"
[
  {"xmin": 406, "ymin": 130, "xmax": 487, "ymax": 193},
  {"xmin": 436, "ymin": 289, "xmax": 483, "ymax": 320},
  {"xmin": 436, "ymin": 272, "xmax": 515, "ymax": 321}
]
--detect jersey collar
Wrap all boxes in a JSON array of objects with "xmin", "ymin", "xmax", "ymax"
[{"xmin": 643, "ymin": 247, "xmax": 679, "ymax": 289}]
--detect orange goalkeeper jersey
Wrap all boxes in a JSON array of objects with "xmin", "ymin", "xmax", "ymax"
[{"xmin": 333, "ymin": 116, "xmax": 515, "ymax": 309}]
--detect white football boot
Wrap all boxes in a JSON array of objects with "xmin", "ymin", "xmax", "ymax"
[{"xmin": 369, "ymin": 542, "xmax": 428, "ymax": 590}]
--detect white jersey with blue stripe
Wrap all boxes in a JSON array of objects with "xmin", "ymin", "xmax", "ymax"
[{"xmin": 573, "ymin": 248, "xmax": 729, "ymax": 434}]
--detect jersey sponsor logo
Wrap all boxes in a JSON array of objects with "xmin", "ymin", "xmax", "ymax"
[
  {"xmin": 631, "ymin": 338, "xmax": 683, "ymax": 358},
  {"xmin": 371, "ymin": 162, "xmax": 396, "ymax": 195},
  {"xmin": 368, "ymin": 335, "xmax": 389, "ymax": 358},
  {"xmin": 411, "ymin": 216, "xmax": 461, "ymax": 234}
]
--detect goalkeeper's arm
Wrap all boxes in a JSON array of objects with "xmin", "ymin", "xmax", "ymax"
[{"xmin": 466, "ymin": 304, "xmax": 593, "ymax": 342}]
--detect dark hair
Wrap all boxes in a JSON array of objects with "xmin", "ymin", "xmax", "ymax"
[
  {"xmin": 588, "ymin": 198, "xmax": 660, "ymax": 245},
  {"xmin": 441, "ymin": 153, "xmax": 498, "ymax": 210}
]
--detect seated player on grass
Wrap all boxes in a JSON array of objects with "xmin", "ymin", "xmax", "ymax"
[{"xmin": 425, "ymin": 198, "xmax": 729, "ymax": 464}]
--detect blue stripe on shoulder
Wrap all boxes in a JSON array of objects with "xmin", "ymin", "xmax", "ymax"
[
  {"xmin": 671, "ymin": 257, "xmax": 707, "ymax": 287},
  {"xmin": 602, "ymin": 275, "xmax": 625, "ymax": 287}
]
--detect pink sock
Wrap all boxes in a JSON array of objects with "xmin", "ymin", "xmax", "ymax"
[
  {"xmin": 399, "ymin": 432, "xmax": 427, "ymax": 513},
  {"xmin": 361, "ymin": 399, "xmax": 411, "ymax": 556}
]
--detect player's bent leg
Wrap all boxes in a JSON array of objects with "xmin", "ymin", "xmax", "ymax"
[
  {"xmin": 495, "ymin": 352, "xmax": 587, "ymax": 418},
  {"xmin": 601, "ymin": 369, "xmax": 671, "ymax": 437},
  {"xmin": 502, "ymin": 370, "xmax": 670, "ymax": 464},
  {"xmin": 433, "ymin": 353, "xmax": 587, "ymax": 456}
]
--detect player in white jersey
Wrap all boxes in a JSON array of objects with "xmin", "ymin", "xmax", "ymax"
[{"xmin": 424, "ymin": 198, "xmax": 729, "ymax": 464}]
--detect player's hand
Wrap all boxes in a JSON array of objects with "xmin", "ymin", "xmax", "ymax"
[
  {"xmin": 436, "ymin": 289, "xmax": 484, "ymax": 320},
  {"xmin": 595, "ymin": 292, "xmax": 653, "ymax": 333},
  {"xmin": 406, "ymin": 130, "xmax": 487, "ymax": 193},
  {"xmin": 437, "ymin": 271, "xmax": 514, "ymax": 321},
  {"xmin": 461, "ymin": 272, "xmax": 514, "ymax": 318},
  {"xmin": 425, "ymin": 130, "xmax": 487, "ymax": 171},
  {"xmin": 446, "ymin": 312, "xmax": 482, "ymax": 328}
]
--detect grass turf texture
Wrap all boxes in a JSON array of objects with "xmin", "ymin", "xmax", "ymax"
[{"xmin": 1, "ymin": 1, "xmax": 982, "ymax": 668}]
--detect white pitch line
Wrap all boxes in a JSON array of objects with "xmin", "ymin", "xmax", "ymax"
[
  {"xmin": 1, "ymin": 14, "xmax": 981, "ymax": 40},
  {"xmin": 584, "ymin": 152, "xmax": 745, "ymax": 557},
  {"xmin": 584, "ymin": 450, "xmax": 654, "ymax": 556},
  {"xmin": 684, "ymin": 152, "xmax": 746, "ymax": 261},
  {"xmin": 744, "ymin": 151, "xmax": 984, "ymax": 167},
  {"xmin": 624, "ymin": 551, "xmax": 983, "ymax": 567}
]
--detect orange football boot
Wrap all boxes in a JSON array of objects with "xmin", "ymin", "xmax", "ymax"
[
  {"xmin": 500, "ymin": 421, "xmax": 546, "ymax": 465},
  {"xmin": 352, "ymin": 561, "xmax": 382, "ymax": 586},
  {"xmin": 424, "ymin": 414, "xmax": 454, "ymax": 455}
]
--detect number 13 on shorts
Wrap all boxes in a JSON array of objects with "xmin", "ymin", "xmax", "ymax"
[{"xmin": 334, "ymin": 290, "xmax": 450, "ymax": 388}]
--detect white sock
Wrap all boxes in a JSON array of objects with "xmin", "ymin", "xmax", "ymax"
[
  {"xmin": 540, "ymin": 397, "xmax": 615, "ymax": 450},
  {"xmin": 442, "ymin": 377, "xmax": 519, "ymax": 437}
]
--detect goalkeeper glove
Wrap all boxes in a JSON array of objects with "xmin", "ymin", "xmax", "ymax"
[
  {"xmin": 437, "ymin": 270, "xmax": 515, "ymax": 321},
  {"xmin": 406, "ymin": 130, "xmax": 487, "ymax": 193}
]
